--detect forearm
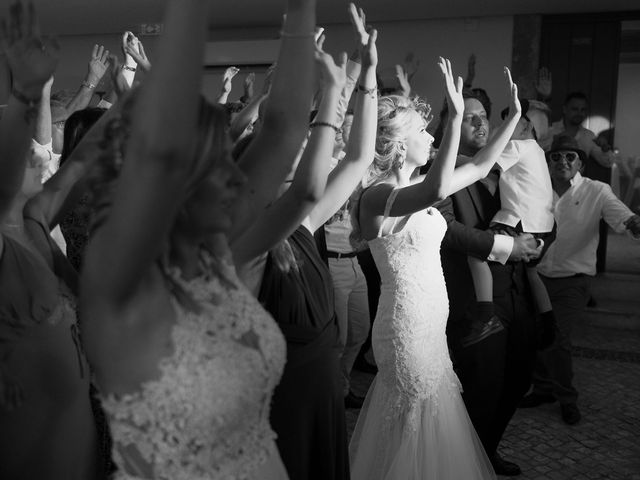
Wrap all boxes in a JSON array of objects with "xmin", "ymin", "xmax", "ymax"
[
  {"xmin": 65, "ymin": 81, "xmax": 97, "ymax": 117},
  {"xmin": 424, "ymin": 114, "xmax": 462, "ymax": 200},
  {"xmin": 291, "ymin": 86, "xmax": 341, "ymax": 202},
  {"xmin": 0, "ymin": 94, "xmax": 35, "ymax": 213},
  {"xmin": 216, "ymin": 91, "xmax": 230, "ymax": 104},
  {"xmin": 230, "ymin": 94, "xmax": 265, "ymax": 141},
  {"xmin": 343, "ymin": 64, "xmax": 376, "ymax": 163},
  {"xmin": 261, "ymin": 0, "xmax": 316, "ymax": 136},
  {"xmin": 130, "ymin": 0, "xmax": 208, "ymax": 158},
  {"xmin": 336, "ymin": 57, "xmax": 361, "ymax": 127},
  {"xmin": 34, "ymin": 84, "xmax": 52, "ymax": 145}
]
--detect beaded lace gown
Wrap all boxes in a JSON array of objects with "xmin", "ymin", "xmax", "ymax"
[
  {"xmin": 349, "ymin": 190, "xmax": 495, "ymax": 479},
  {"xmin": 100, "ymin": 244, "xmax": 288, "ymax": 480}
]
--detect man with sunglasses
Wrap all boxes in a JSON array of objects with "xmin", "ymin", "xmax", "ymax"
[{"xmin": 520, "ymin": 135, "xmax": 640, "ymax": 425}]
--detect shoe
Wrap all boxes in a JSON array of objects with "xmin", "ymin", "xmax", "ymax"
[
  {"xmin": 519, "ymin": 392, "xmax": 556, "ymax": 408},
  {"xmin": 460, "ymin": 315, "xmax": 505, "ymax": 348},
  {"xmin": 344, "ymin": 391, "xmax": 365, "ymax": 409},
  {"xmin": 490, "ymin": 453, "xmax": 522, "ymax": 476},
  {"xmin": 560, "ymin": 403, "xmax": 581, "ymax": 425},
  {"xmin": 353, "ymin": 356, "xmax": 378, "ymax": 374}
]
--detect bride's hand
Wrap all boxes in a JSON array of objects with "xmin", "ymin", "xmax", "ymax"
[{"xmin": 437, "ymin": 57, "xmax": 463, "ymax": 119}]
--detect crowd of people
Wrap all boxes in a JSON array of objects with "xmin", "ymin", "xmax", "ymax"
[{"xmin": 1, "ymin": 0, "xmax": 639, "ymax": 479}]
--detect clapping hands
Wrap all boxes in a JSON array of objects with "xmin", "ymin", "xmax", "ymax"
[
  {"xmin": 0, "ymin": 1, "xmax": 59, "ymax": 99},
  {"xmin": 122, "ymin": 31, "xmax": 151, "ymax": 72}
]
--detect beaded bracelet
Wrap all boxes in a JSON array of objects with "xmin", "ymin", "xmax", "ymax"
[
  {"xmin": 11, "ymin": 88, "xmax": 41, "ymax": 108},
  {"xmin": 81, "ymin": 80, "xmax": 96, "ymax": 90},
  {"xmin": 309, "ymin": 121, "xmax": 340, "ymax": 133}
]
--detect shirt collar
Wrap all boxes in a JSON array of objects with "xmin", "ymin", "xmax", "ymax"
[{"xmin": 570, "ymin": 171, "xmax": 584, "ymax": 187}]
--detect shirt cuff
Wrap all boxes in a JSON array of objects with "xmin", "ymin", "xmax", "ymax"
[{"xmin": 488, "ymin": 234, "xmax": 514, "ymax": 265}]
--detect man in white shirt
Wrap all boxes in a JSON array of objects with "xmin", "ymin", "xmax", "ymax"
[{"xmin": 520, "ymin": 135, "xmax": 640, "ymax": 425}]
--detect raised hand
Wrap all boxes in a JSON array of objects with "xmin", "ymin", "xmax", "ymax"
[
  {"xmin": 87, "ymin": 44, "xmax": 110, "ymax": 85},
  {"xmin": 403, "ymin": 52, "xmax": 420, "ymax": 81},
  {"xmin": 0, "ymin": 1, "xmax": 59, "ymax": 98},
  {"xmin": 123, "ymin": 32, "xmax": 151, "ymax": 72},
  {"xmin": 395, "ymin": 64, "xmax": 411, "ymax": 97},
  {"xmin": 314, "ymin": 33, "xmax": 347, "ymax": 90},
  {"xmin": 222, "ymin": 66, "xmax": 240, "ymax": 93},
  {"xmin": 504, "ymin": 66, "xmax": 521, "ymax": 119},
  {"xmin": 348, "ymin": 3, "xmax": 369, "ymax": 47},
  {"xmin": 361, "ymin": 28, "xmax": 378, "ymax": 69},
  {"xmin": 244, "ymin": 72, "xmax": 255, "ymax": 94},
  {"xmin": 534, "ymin": 66, "xmax": 552, "ymax": 100},
  {"xmin": 437, "ymin": 57, "xmax": 464, "ymax": 118}
]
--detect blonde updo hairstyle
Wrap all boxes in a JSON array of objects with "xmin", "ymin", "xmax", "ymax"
[{"xmin": 349, "ymin": 95, "xmax": 431, "ymax": 248}]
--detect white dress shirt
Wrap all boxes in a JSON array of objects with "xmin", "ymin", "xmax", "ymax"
[{"xmin": 538, "ymin": 172, "xmax": 637, "ymax": 277}]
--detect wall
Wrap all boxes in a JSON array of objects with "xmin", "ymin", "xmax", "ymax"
[
  {"xmin": 1, "ymin": 15, "xmax": 514, "ymax": 126},
  {"xmin": 614, "ymin": 63, "xmax": 640, "ymax": 158}
]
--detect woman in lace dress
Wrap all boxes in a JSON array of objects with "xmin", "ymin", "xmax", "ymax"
[
  {"xmin": 348, "ymin": 60, "xmax": 522, "ymax": 479},
  {"xmin": 80, "ymin": 0, "xmax": 321, "ymax": 478}
]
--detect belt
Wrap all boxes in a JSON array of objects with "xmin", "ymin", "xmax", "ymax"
[{"xmin": 326, "ymin": 250, "xmax": 357, "ymax": 259}]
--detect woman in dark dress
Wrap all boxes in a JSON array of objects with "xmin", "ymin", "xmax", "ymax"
[{"xmin": 237, "ymin": 20, "xmax": 378, "ymax": 479}]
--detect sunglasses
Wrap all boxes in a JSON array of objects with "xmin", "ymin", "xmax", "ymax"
[{"xmin": 549, "ymin": 151, "xmax": 580, "ymax": 163}]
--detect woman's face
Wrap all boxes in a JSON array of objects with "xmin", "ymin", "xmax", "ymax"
[
  {"xmin": 184, "ymin": 148, "xmax": 247, "ymax": 235},
  {"xmin": 405, "ymin": 110, "xmax": 434, "ymax": 167},
  {"xmin": 21, "ymin": 153, "xmax": 45, "ymax": 198}
]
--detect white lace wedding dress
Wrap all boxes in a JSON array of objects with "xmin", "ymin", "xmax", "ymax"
[
  {"xmin": 100, "ymin": 247, "xmax": 288, "ymax": 480},
  {"xmin": 349, "ymin": 190, "xmax": 495, "ymax": 479}
]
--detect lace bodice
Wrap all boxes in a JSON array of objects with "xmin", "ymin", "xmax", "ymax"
[
  {"xmin": 368, "ymin": 196, "xmax": 460, "ymax": 426},
  {"xmin": 100, "ymin": 252, "xmax": 286, "ymax": 480}
]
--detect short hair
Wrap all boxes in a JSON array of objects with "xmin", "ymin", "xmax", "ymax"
[{"xmin": 563, "ymin": 91, "xmax": 588, "ymax": 105}]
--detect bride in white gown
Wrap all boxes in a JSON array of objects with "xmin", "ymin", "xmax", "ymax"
[{"xmin": 349, "ymin": 59, "xmax": 522, "ymax": 479}]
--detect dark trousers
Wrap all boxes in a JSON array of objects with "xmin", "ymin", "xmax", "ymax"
[
  {"xmin": 449, "ymin": 262, "xmax": 537, "ymax": 457},
  {"xmin": 532, "ymin": 274, "xmax": 591, "ymax": 404},
  {"xmin": 356, "ymin": 249, "xmax": 381, "ymax": 359}
]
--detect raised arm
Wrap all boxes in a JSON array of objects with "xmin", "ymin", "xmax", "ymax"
[
  {"xmin": 64, "ymin": 44, "xmax": 110, "ymax": 115},
  {"xmin": 216, "ymin": 66, "xmax": 239, "ymax": 104},
  {"xmin": 231, "ymin": 38, "xmax": 347, "ymax": 266},
  {"xmin": 306, "ymin": 26, "xmax": 379, "ymax": 232},
  {"xmin": 82, "ymin": 0, "xmax": 209, "ymax": 306},
  {"xmin": 0, "ymin": 1, "xmax": 59, "ymax": 221},
  {"xmin": 446, "ymin": 67, "xmax": 521, "ymax": 194},
  {"xmin": 230, "ymin": 0, "xmax": 317, "ymax": 239}
]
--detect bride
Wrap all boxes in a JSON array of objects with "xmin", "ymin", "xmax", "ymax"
[{"xmin": 349, "ymin": 59, "xmax": 521, "ymax": 479}]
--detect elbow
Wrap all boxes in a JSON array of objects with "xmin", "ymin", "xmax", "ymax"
[{"xmin": 292, "ymin": 184, "xmax": 323, "ymax": 205}]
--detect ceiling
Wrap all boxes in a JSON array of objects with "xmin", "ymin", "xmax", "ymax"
[{"xmin": 28, "ymin": 0, "xmax": 638, "ymax": 36}]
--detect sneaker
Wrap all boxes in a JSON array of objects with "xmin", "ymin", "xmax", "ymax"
[
  {"xmin": 460, "ymin": 315, "xmax": 505, "ymax": 347},
  {"xmin": 519, "ymin": 392, "xmax": 556, "ymax": 408},
  {"xmin": 560, "ymin": 403, "xmax": 581, "ymax": 425}
]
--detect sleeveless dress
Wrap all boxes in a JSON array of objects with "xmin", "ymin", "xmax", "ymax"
[
  {"xmin": 349, "ymin": 190, "xmax": 496, "ymax": 479},
  {"xmin": 0, "ymin": 227, "xmax": 100, "ymax": 479},
  {"xmin": 100, "ymin": 246, "xmax": 288, "ymax": 480},
  {"xmin": 258, "ymin": 226, "xmax": 349, "ymax": 480}
]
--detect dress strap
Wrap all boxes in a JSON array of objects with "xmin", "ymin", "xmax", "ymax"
[{"xmin": 377, "ymin": 188, "xmax": 400, "ymax": 238}]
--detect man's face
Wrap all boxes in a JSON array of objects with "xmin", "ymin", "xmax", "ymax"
[
  {"xmin": 548, "ymin": 149, "xmax": 582, "ymax": 183},
  {"xmin": 459, "ymin": 98, "xmax": 489, "ymax": 155},
  {"xmin": 562, "ymin": 98, "xmax": 588, "ymax": 127}
]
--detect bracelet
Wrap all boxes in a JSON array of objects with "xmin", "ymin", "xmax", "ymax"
[
  {"xmin": 11, "ymin": 88, "xmax": 41, "ymax": 108},
  {"xmin": 81, "ymin": 80, "xmax": 96, "ymax": 90},
  {"xmin": 309, "ymin": 121, "xmax": 340, "ymax": 133},
  {"xmin": 280, "ymin": 30, "xmax": 316, "ymax": 38},
  {"xmin": 357, "ymin": 84, "xmax": 377, "ymax": 97},
  {"xmin": 122, "ymin": 65, "xmax": 137, "ymax": 72}
]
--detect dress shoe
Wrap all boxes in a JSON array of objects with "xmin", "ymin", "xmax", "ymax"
[
  {"xmin": 490, "ymin": 453, "xmax": 522, "ymax": 476},
  {"xmin": 353, "ymin": 356, "xmax": 378, "ymax": 374},
  {"xmin": 460, "ymin": 315, "xmax": 505, "ymax": 348},
  {"xmin": 344, "ymin": 391, "xmax": 365, "ymax": 409},
  {"xmin": 518, "ymin": 392, "xmax": 556, "ymax": 408},
  {"xmin": 560, "ymin": 402, "xmax": 581, "ymax": 425}
]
